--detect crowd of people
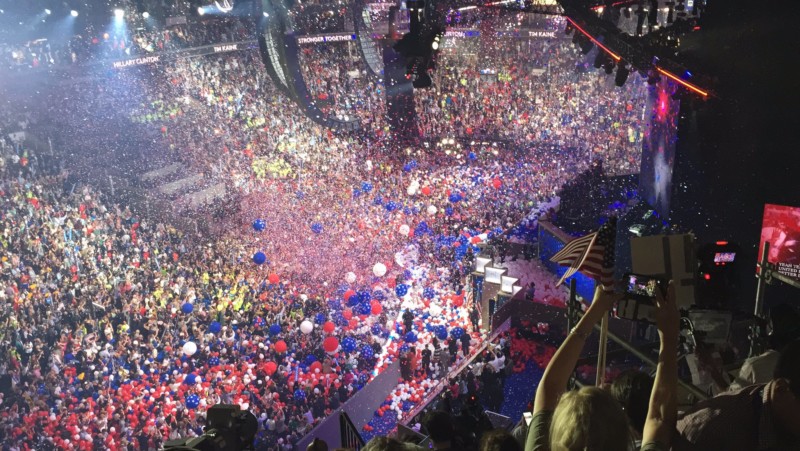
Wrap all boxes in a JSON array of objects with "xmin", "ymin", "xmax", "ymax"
[
  {"xmin": 416, "ymin": 16, "xmax": 646, "ymax": 176},
  {"xmin": 0, "ymin": 10, "xmax": 666, "ymax": 451},
  {"xmin": 298, "ymin": 42, "xmax": 386, "ymax": 126}
]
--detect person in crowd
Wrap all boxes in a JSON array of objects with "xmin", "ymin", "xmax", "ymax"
[
  {"xmin": 424, "ymin": 410, "xmax": 458, "ymax": 451},
  {"xmin": 403, "ymin": 309, "xmax": 415, "ymax": 334},
  {"xmin": 525, "ymin": 283, "xmax": 679, "ymax": 451},
  {"xmin": 729, "ymin": 303, "xmax": 800, "ymax": 391},
  {"xmin": 611, "ymin": 369, "xmax": 655, "ymax": 448},
  {"xmin": 362, "ymin": 436, "xmax": 427, "ymax": 451},
  {"xmin": 673, "ymin": 338, "xmax": 800, "ymax": 450},
  {"xmin": 461, "ymin": 330, "xmax": 472, "ymax": 357},
  {"xmin": 481, "ymin": 429, "xmax": 523, "ymax": 451},
  {"xmin": 470, "ymin": 304, "xmax": 481, "ymax": 332},
  {"xmin": 307, "ymin": 438, "xmax": 330, "ymax": 451}
]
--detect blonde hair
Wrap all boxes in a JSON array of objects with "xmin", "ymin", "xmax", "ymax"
[{"xmin": 549, "ymin": 386, "xmax": 632, "ymax": 451}]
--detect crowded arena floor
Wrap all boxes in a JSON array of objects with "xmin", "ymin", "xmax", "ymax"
[{"xmin": 0, "ymin": 7, "xmax": 656, "ymax": 451}]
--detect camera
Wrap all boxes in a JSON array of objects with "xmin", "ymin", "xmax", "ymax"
[{"xmin": 163, "ymin": 404, "xmax": 258, "ymax": 451}]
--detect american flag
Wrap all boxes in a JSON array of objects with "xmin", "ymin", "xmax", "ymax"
[{"xmin": 550, "ymin": 217, "xmax": 617, "ymax": 291}]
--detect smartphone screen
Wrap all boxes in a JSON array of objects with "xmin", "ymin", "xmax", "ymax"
[{"xmin": 625, "ymin": 273, "xmax": 662, "ymax": 300}]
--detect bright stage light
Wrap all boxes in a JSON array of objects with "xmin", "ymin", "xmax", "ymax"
[
  {"xmin": 114, "ymin": 9, "xmax": 125, "ymax": 19},
  {"xmin": 263, "ymin": 11, "xmax": 269, "ymax": 17},
  {"xmin": 70, "ymin": 10, "xmax": 79, "ymax": 17},
  {"xmin": 142, "ymin": 11, "xmax": 150, "ymax": 18},
  {"xmin": 198, "ymin": 7, "xmax": 206, "ymax": 16},
  {"xmin": 45, "ymin": 9, "xmax": 52, "ymax": 15}
]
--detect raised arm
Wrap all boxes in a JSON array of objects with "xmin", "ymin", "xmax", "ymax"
[
  {"xmin": 642, "ymin": 281, "xmax": 679, "ymax": 448},
  {"xmin": 533, "ymin": 286, "xmax": 620, "ymax": 414}
]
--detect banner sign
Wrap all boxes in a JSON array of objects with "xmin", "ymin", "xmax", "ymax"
[
  {"xmin": 297, "ymin": 33, "xmax": 357, "ymax": 45},
  {"xmin": 759, "ymin": 204, "xmax": 800, "ymax": 281},
  {"xmin": 443, "ymin": 28, "xmax": 560, "ymax": 39},
  {"xmin": 109, "ymin": 41, "xmax": 254, "ymax": 69},
  {"xmin": 112, "ymin": 55, "xmax": 161, "ymax": 69}
]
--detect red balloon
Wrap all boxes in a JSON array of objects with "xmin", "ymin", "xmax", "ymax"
[
  {"xmin": 344, "ymin": 290, "xmax": 356, "ymax": 302},
  {"xmin": 371, "ymin": 301, "xmax": 382, "ymax": 315},
  {"xmin": 310, "ymin": 361, "xmax": 323, "ymax": 373},
  {"xmin": 492, "ymin": 178, "xmax": 502, "ymax": 189},
  {"xmin": 343, "ymin": 309, "xmax": 353, "ymax": 320},
  {"xmin": 452, "ymin": 294, "xmax": 464, "ymax": 307},
  {"xmin": 421, "ymin": 186, "xmax": 432, "ymax": 196},
  {"xmin": 274, "ymin": 340, "xmax": 287, "ymax": 354},
  {"xmin": 349, "ymin": 318, "xmax": 359, "ymax": 329},
  {"xmin": 323, "ymin": 321, "xmax": 336, "ymax": 333},
  {"xmin": 264, "ymin": 361, "xmax": 277, "ymax": 375},
  {"xmin": 268, "ymin": 273, "xmax": 280, "ymax": 284},
  {"xmin": 323, "ymin": 337, "xmax": 339, "ymax": 353}
]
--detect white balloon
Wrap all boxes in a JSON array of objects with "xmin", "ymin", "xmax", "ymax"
[
  {"xmin": 399, "ymin": 224, "xmax": 410, "ymax": 236},
  {"xmin": 394, "ymin": 252, "xmax": 406, "ymax": 267},
  {"xmin": 407, "ymin": 185, "xmax": 418, "ymax": 196},
  {"xmin": 300, "ymin": 320, "xmax": 314, "ymax": 335},
  {"xmin": 373, "ymin": 262, "xmax": 387, "ymax": 277},
  {"xmin": 182, "ymin": 341, "xmax": 197, "ymax": 356},
  {"xmin": 345, "ymin": 272, "xmax": 357, "ymax": 284},
  {"xmin": 427, "ymin": 205, "xmax": 438, "ymax": 215}
]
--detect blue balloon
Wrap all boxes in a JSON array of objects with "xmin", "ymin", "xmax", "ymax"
[
  {"xmin": 253, "ymin": 251, "xmax": 267, "ymax": 265},
  {"xmin": 184, "ymin": 373, "xmax": 197, "ymax": 385},
  {"xmin": 448, "ymin": 193, "xmax": 462, "ymax": 203},
  {"xmin": 314, "ymin": 313, "xmax": 326, "ymax": 324},
  {"xmin": 445, "ymin": 207, "xmax": 454, "ymax": 216},
  {"xmin": 341, "ymin": 336, "xmax": 357, "ymax": 353},
  {"xmin": 358, "ymin": 290, "xmax": 371, "ymax": 303},
  {"xmin": 435, "ymin": 325, "xmax": 448, "ymax": 340},
  {"xmin": 269, "ymin": 324, "xmax": 282, "ymax": 336},
  {"xmin": 399, "ymin": 343, "xmax": 410, "ymax": 354},
  {"xmin": 403, "ymin": 269, "xmax": 412, "ymax": 280},
  {"xmin": 208, "ymin": 321, "xmax": 221, "ymax": 334},
  {"xmin": 362, "ymin": 181, "xmax": 373, "ymax": 192},
  {"xmin": 356, "ymin": 301, "xmax": 371, "ymax": 316},
  {"xmin": 385, "ymin": 201, "xmax": 399, "ymax": 212},
  {"xmin": 304, "ymin": 354, "xmax": 317, "ymax": 365},
  {"xmin": 409, "ymin": 159, "xmax": 418, "ymax": 169},
  {"xmin": 403, "ymin": 164, "xmax": 412, "ymax": 172},
  {"xmin": 423, "ymin": 287, "xmax": 436, "ymax": 299},
  {"xmin": 181, "ymin": 303, "xmax": 194, "ymax": 314},
  {"xmin": 450, "ymin": 327, "xmax": 465, "ymax": 339},
  {"xmin": 208, "ymin": 356, "xmax": 220, "ymax": 366},
  {"xmin": 373, "ymin": 196, "xmax": 383, "ymax": 206},
  {"xmin": 371, "ymin": 324, "xmax": 383, "ymax": 336},
  {"xmin": 294, "ymin": 389, "xmax": 306, "ymax": 400},
  {"xmin": 360, "ymin": 344, "xmax": 375, "ymax": 359},
  {"xmin": 346, "ymin": 292, "xmax": 361, "ymax": 307},
  {"xmin": 353, "ymin": 188, "xmax": 362, "ymax": 197},
  {"xmin": 468, "ymin": 152, "xmax": 477, "ymax": 160},
  {"xmin": 372, "ymin": 290, "xmax": 386, "ymax": 301},
  {"xmin": 185, "ymin": 394, "xmax": 200, "ymax": 409},
  {"xmin": 311, "ymin": 223, "xmax": 323, "ymax": 234},
  {"xmin": 404, "ymin": 331, "xmax": 417, "ymax": 343},
  {"xmin": 252, "ymin": 219, "xmax": 266, "ymax": 231},
  {"xmin": 395, "ymin": 284, "xmax": 409, "ymax": 297}
]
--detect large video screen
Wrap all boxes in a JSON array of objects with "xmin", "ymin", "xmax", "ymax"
[
  {"xmin": 759, "ymin": 204, "xmax": 800, "ymax": 281},
  {"xmin": 639, "ymin": 78, "xmax": 680, "ymax": 218}
]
